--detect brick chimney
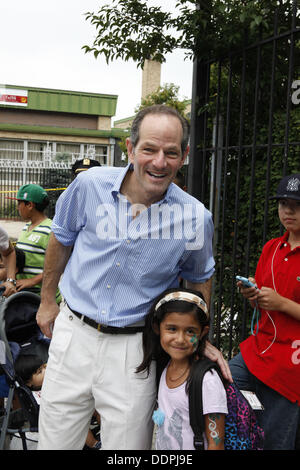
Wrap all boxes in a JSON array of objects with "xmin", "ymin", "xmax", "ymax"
[{"xmin": 141, "ymin": 59, "xmax": 161, "ymax": 100}]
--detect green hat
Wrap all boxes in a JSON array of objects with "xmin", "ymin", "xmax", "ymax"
[{"xmin": 7, "ymin": 184, "xmax": 48, "ymax": 204}]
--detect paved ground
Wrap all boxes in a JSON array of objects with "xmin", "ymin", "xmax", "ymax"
[{"xmin": 0, "ymin": 220, "xmax": 25, "ymax": 241}]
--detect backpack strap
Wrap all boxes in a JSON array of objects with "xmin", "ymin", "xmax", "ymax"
[{"xmin": 188, "ymin": 358, "xmax": 220, "ymax": 450}]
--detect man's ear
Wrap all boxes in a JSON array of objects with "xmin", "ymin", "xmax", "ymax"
[
  {"xmin": 126, "ymin": 138, "xmax": 134, "ymax": 164},
  {"xmin": 180, "ymin": 144, "xmax": 189, "ymax": 168}
]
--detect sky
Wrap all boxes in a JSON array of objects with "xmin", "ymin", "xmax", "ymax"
[{"xmin": 0, "ymin": 0, "xmax": 193, "ymax": 123}]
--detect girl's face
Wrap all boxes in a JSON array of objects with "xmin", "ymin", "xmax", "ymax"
[
  {"xmin": 158, "ymin": 311, "xmax": 208, "ymax": 364},
  {"xmin": 278, "ymin": 198, "xmax": 300, "ymax": 236},
  {"xmin": 27, "ymin": 363, "xmax": 47, "ymax": 390}
]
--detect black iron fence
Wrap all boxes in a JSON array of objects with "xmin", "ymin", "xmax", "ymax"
[
  {"xmin": 188, "ymin": 1, "xmax": 300, "ymax": 357},
  {"xmin": 0, "ymin": 168, "xmax": 72, "ymax": 220}
]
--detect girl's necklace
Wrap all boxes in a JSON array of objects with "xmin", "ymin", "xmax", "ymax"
[{"xmin": 167, "ymin": 364, "xmax": 189, "ymax": 382}]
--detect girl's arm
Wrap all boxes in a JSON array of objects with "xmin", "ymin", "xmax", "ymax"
[{"xmin": 204, "ymin": 413, "xmax": 226, "ymax": 450}]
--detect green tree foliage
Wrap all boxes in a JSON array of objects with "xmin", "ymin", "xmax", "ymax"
[
  {"xmin": 137, "ymin": 83, "xmax": 188, "ymax": 116},
  {"xmin": 82, "ymin": 0, "xmax": 291, "ymax": 66}
]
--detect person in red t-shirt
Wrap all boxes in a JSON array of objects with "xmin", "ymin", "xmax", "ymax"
[{"xmin": 231, "ymin": 173, "xmax": 300, "ymax": 450}]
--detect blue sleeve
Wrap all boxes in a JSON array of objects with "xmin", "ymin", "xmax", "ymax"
[
  {"xmin": 180, "ymin": 208, "xmax": 215, "ymax": 283},
  {"xmin": 52, "ymin": 175, "xmax": 87, "ymax": 246}
]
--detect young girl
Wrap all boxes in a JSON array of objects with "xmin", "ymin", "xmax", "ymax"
[{"xmin": 137, "ymin": 288, "xmax": 228, "ymax": 450}]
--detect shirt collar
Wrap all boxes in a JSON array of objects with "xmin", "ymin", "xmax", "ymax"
[
  {"xmin": 279, "ymin": 231, "xmax": 290, "ymax": 248},
  {"xmin": 279, "ymin": 231, "xmax": 300, "ymax": 252},
  {"xmin": 111, "ymin": 164, "xmax": 132, "ymax": 199},
  {"xmin": 111, "ymin": 163, "xmax": 174, "ymax": 205}
]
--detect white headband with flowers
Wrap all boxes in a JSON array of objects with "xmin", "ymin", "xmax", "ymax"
[{"xmin": 154, "ymin": 291, "xmax": 208, "ymax": 318}]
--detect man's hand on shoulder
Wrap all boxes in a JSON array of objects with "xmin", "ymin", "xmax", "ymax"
[{"xmin": 203, "ymin": 340, "xmax": 233, "ymax": 383}]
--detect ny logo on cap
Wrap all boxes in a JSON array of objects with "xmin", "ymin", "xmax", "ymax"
[{"xmin": 287, "ymin": 177, "xmax": 300, "ymax": 192}]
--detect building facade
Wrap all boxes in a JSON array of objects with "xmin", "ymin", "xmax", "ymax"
[{"xmin": 0, "ymin": 84, "xmax": 124, "ymax": 171}]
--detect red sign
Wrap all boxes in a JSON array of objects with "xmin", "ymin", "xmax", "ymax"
[
  {"xmin": 0, "ymin": 94, "xmax": 28, "ymax": 104},
  {"xmin": 0, "ymin": 88, "xmax": 28, "ymax": 107}
]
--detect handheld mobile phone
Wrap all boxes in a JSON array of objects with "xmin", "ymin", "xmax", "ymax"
[{"xmin": 236, "ymin": 276, "xmax": 256, "ymax": 288}]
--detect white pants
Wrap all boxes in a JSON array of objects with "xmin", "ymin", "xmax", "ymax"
[{"xmin": 37, "ymin": 304, "xmax": 156, "ymax": 450}]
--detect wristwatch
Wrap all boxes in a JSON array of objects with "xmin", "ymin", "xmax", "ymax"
[{"xmin": 6, "ymin": 278, "xmax": 16, "ymax": 286}]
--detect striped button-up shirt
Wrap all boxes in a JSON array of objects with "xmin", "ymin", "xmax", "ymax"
[{"xmin": 52, "ymin": 165, "xmax": 215, "ymax": 326}]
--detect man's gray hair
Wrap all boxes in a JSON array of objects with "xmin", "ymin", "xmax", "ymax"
[{"xmin": 130, "ymin": 105, "xmax": 190, "ymax": 155}]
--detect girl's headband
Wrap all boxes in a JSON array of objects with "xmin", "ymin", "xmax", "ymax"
[{"xmin": 154, "ymin": 291, "xmax": 209, "ymax": 318}]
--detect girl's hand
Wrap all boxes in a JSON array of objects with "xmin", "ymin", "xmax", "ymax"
[
  {"xmin": 16, "ymin": 278, "xmax": 35, "ymax": 291},
  {"xmin": 257, "ymin": 287, "xmax": 284, "ymax": 311},
  {"xmin": 237, "ymin": 276, "xmax": 259, "ymax": 302}
]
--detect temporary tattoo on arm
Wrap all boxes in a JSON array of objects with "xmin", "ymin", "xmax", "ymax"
[{"xmin": 207, "ymin": 414, "xmax": 223, "ymax": 446}]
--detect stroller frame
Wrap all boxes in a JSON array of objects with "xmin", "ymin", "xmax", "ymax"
[{"xmin": 0, "ymin": 290, "xmax": 46, "ymax": 450}]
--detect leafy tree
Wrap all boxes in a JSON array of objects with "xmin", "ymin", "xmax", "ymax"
[
  {"xmin": 82, "ymin": 0, "xmax": 290, "ymax": 66},
  {"xmin": 137, "ymin": 83, "xmax": 188, "ymax": 116}
]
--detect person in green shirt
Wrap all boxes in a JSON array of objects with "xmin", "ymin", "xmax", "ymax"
[{"xmin": 7, "ymin": 184, "xmax": 61, "ymax": 304}]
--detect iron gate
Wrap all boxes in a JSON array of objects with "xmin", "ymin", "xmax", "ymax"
[{"xmin": 188, "ymin": 1, "xmax": 300, "ymax": 357}]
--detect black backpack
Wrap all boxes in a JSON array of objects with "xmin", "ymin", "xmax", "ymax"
[{"xmin": 188, "ymin": 358, "xmax": 264, "ymax": 450}]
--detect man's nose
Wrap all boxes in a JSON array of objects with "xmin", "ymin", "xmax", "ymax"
[{"xmin": 153, "ymin": 150, "xmax": 167, "ymax": 168}]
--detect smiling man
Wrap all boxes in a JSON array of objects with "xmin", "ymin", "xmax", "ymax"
[
  {"xmin": 123, "ymin": 109, "xmax": 188, "ymax": 206},
  {"xmin": 36, "ymin": 104, "xmax": 230, "ymax": 450}
]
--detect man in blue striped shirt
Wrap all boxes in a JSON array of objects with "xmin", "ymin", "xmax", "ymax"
[{"xmin": 36, "ymin": 105, "xmax": 231, "ymax": 450}]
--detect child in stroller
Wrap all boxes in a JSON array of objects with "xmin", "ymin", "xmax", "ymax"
[
  {"xmin": 0, "ymin": 290, "xmax": 101, "ymax": 450},
  {"xmin": 13, "ymin": 352, "xmax": 101, "ymax": 450}
]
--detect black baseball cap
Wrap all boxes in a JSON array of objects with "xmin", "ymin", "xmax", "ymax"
[{"xmin": 270, "ymin": 173, "xmax": 300, "ymax": 202}]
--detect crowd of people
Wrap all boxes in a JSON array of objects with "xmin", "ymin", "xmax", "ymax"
[{"xmin": 0, "ymin": 104, "xmax": 299, "ymax": 451}]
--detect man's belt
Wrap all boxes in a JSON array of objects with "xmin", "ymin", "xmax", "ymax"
[{"xmin": 68, "ymin": 306, "xmax": 145, "ymax": 334}]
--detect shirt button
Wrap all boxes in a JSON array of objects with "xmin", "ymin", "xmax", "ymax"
[
  {"xmin": 107, "ymin": 284, "xmax": 111, "ymax": 289},
  {"xmin": 284, "ymin": 243, "xmax": 287, "ymax": 247},
  {"xmin": 126, "ymin": 240, "xmax": 131, "ymax": 244},
  {"xmin": 116, "ymin": 262, "xmax": 120, "ymax": 266},
  {"xmin": 284, "ymin": 258, "xmax": 288, "ymax": 261},
  {"xmin": 101, "ymin": 309, "xmax": 106, "ymax": 314}
]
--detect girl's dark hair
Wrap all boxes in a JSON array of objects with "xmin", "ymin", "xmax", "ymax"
[
  {"xmin": 136, "ymin": 288, "xmax": 210, "ymax": 387},
  {"xmin": 14, "ymin": 354, "xmax": 44, "ymax": 388}
]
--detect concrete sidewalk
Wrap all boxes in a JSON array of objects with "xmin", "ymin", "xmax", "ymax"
[{"xmin": 0, "ymin": 220, "xmax": 25, "ymax": 241}]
